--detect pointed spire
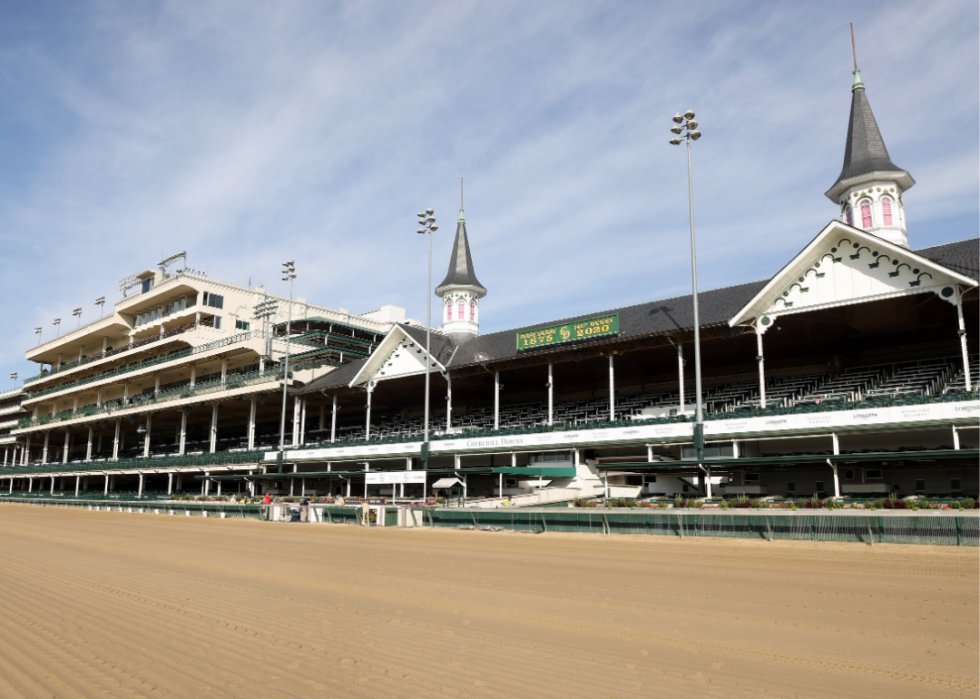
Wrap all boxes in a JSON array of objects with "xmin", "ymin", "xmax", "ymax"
[
  {"xmin": 435, "ymin": 216, "xmax": 486, "ymax": 296},
  {"xmin": 825, "ymin": 62, "xmax": 914, "ymax": 203}
]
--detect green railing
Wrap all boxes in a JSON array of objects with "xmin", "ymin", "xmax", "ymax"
[
  {"xmin": 24, "ymin": 330, "xmax": 257, "ymax": 398},
  {"xmin": 420, "ymin": 509, "xmax": 979, "ymax": 546},
  {"xmin": 1, "ymin": 449, "xmax": 270, "ymax": 476},
  {"xmin": 0, "ymin": 497, "xmax": 263, "ymax": 519},
  {"xmin": 18, "ymin": 367, "xmax": 285, "ymax": 431}
]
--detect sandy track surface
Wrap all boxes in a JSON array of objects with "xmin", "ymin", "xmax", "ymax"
[{"xmin": 0, "ymin": 506, "xmax": 976, "ymax": 699}]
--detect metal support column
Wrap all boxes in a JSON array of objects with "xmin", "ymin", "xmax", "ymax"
[
  {"xmin": 956, "ymin": 297, "xmax": 972, "ymax": 391},
  {"xmin": 756, "ymin": 328, "xmax": 766, "ymax": 408},
  {"xmin": 494, "ymin": 372, "xmax": 500, "ymax": 430},
  {"xmin": 331, "ymin": 395, "xmax": 338, "ymax": 443},
  {"xmin": 608, "ymin": 355, "xmax": 615, "ymax": 421},
  {"xmin": 210, "ymin": 404, "xmax": 219, "ymax": 454},
  {"xmin": 547, "ymin": 363, "xmax": 553, "ymax": 426},
  {"xmin": 112, "ymin": 420, "xmax": 121, "ymax": 460},
  {"xmin": 143, "ymin": 414, "xmax": 152, "ymax": 458}
]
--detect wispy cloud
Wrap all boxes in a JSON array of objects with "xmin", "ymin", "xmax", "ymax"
[{"xmin": 0, "ymin": 0, "xmax": 976, "ymax": 379}]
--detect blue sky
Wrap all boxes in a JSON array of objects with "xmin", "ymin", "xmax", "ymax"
[{"xmin": 1, "ymin": 0, "xmax": 977, "ymax": 385}]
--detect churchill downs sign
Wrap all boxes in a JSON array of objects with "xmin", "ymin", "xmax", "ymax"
[{"xmin": 516, "ymin": 313, "xmax": 620, "ymax": 350}]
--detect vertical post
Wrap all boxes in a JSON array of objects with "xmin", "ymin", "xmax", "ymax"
[
  {"xmin": 112, "ymin": 420, "xmax": 121, "ymax": 460},
  {"xmin": 756, "ymin": 328, "xmax": 766, "ymax": 408},
  {"xmin": 143, "ymin": 414, "xmax": 152, "ymax": 458},
  {"xmin": 50, "ymin": 476, "xmax": 55, "ymax": 495},
  {"xmin": 248, "ymin": 397, "xmax": 257, "ymax": 451},
  {"xmin": 547, "ymin": 363, "xmax": 553, "ymax": 426},
  {"xmin": 446, "ymin": 375, "xmax": 452, "ymax": 432},
  {"xmin": 190, "ymin": 366, "xmax": 196, "ymax": 388},
  {"xmin": 292, "ymin": 396, "xmax": 301, "ymax": 446},
  {"xmin": 300, "ymin": 398, "xmax": 307, "ymax": 444},
  {"xmin": 179, "ymin": 411, "xmax": 187, "ymax": 456},
  {"xmin": 608, "ymin": 355, "xmax": 615, "ymax": 422},
  {"xmin": 364, "ymin": 462, "xmax": 369, "ymax": 498},
  {"xmin": 220, "ymin": 359, "xmax": 228, "ymax": 385},
  {"xmin": 424, "ymin": 228, "xmax": 432, "ymax": 450},
  {"xmin": 154, "ymin": 376, "xmax": 160, "ymax": 396},
  {"xmin": 956, "ymin": 297, "xmax": 972, "ymax": 391},
  {"xmin": 331, "ymin": 395, "xmax": 338, "ymax": 443},
  {"xmin": 62, "ymin": 430, "xmax": 70, "ymax": 464},
  {"xmin": 210, "ymin": 404, "xmax": 219, "ymax": 453},
  {"xmin": 685, "ymin": 135, "xmax": 705, "ymax": 446},
  {"xmin": 104, "ymin": 474, "xmax": 109, "ymax": 495},
  {"xmin": 168, "ymin": 472, "xmax": 173, "ymax": 495},
  {"xmin": 829, "ymin": 460, "xmax": 840, "ymax": 498},
  {"xmin": 365, "ymin": 385, "xmax": 373, "ymax": 440},
  {"xmin": 42, "ymin": 432, "xmax": 50, "ymax": 465},
  {"xmin": 319, "ymin": 404, "xmax": 326, "ymax": 432},
  {"xmin": 494, "ymin": 372, "xmax": 500, "ymax": 430},
  {"xmin": 677, "ymin": 342, "xmax": 685, "ymax": 412},
  {"xmin": 138, "ymin": 473, "xmax": 144, "ymax": 498},
  {"xmin": 28, "ymin": 477, "xmax": 33, "ymax": 493},
  {"xmin": 832, "ymin": 432, "xmax": 839, "ymax": 456},
  {"xmin": 952, "ymin": 426, "xmax": 960, "ymax": 451}
]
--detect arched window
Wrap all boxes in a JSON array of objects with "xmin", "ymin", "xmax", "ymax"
[
  {"xmin": 458, "ymin": 300, "xmax": 465, "ymax": 320},
  {"xmin": 860, "ymin": 200, "xmax": 872, "ymax": 229},
  {"xmin": 446, "ymin": 302, "xmax": 452, "ymax": 322},
  {"xmin": 470, "ymin": 301, "xmax": 476, "ymax": 321},
  {"xmin": 844, "ymin": 205, "xmax": 853, "ymax": 226},
  {"xmin": 881, "ymin": 197, "xmax": 893, "ymax": 226}
]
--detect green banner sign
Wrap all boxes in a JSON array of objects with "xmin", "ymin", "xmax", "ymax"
[{"xmin": 516, "ymin": 313, "xmax": 620, "ymax": 350}]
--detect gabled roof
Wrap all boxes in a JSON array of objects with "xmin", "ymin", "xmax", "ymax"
[
  {"xmin": 914, "ymin": 239, "xmax": 979, "ymax": 280},
  {"xmin": 435, "ymin": 214, "xmax": 486, "ymax": 296},
  {"xmin": 826, "ymin": 72, "xmax": 913, "ymax": 202}
]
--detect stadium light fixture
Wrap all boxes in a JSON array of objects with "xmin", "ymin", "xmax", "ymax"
[
  {"xmin": 95, "ymin": 296, "xmax": 106, "ymax": 317},
  {"xmin": 72, "ymin": 307, "xmax": 83, "ymax": 328},
  {"xmin": 668, "ymin": 109, "xmax": 707, "ymax": 482},
  {"xmin": 34, "ymin": 327, "xmax": 42, "ymax": 345},
  {"xmin": 52, "ymin": 318, "xmax": 61, "ymax": 336},
  {"xmin": 9, "ymin": 372, "xmax": 17, "ymax": 389},
  {"xmin": 417, "ymin": 207, "xmax": 437, "ymax": 467},
  {"xmin": 276, "ymin": 261, "xmax": 297, "ymax": 473}
]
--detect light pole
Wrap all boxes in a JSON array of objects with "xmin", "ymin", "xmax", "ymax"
[
  {"xmin": 72, "ymin": 307, "xmax": 83, "ymax": 328},
  {"xmin": 95, "ymin": 296, "xmax": 106, "ymax": 318},
  {"xmin": 34, "ymin": 327, "xmax": 42, "ymax": 346},
  {"xmin": 669, "ymin": 110, "xmax": 706, "ymax": 469},
  {"xmin": 277, "ymin": 261, "xmax": 296, "ymax": 473},
  {"xmin": 253, "ymin": 296, "xmax": 278, "ymax": 359},
  {"xmin": 416, "ymin": 209, "xmax": 438, "ymax": 467},
  {"xmin": 52, "ymin": 318, "xmax": 61, "ymax": 337},
  {"xmin": 9, "ymin": 372, "xmax": 17, "ymax": 389}
]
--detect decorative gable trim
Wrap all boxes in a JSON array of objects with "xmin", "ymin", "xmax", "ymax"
[{"xmin": 348, "ymin": 325, "xmax": 446, "ymax": 387}]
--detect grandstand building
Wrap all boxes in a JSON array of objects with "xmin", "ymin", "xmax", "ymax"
[{"xmin": 0, "ymin": 65, "xmax": 977, "ymax": 503}]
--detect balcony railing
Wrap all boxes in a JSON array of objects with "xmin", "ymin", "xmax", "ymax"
[
  {"xmin": 0, "ymin": 448, "xmax": 269, "ymax": 476},
  {"xmin": 24, "ymin": 330, "xmax": 258, "ymax": 402},
  {"xmin": 18, "ymin": 361, "xmax": 282, "ymax": 431}
]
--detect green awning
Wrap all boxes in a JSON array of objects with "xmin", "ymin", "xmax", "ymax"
[
  {"xmin": 595, "ymin": 448, "xmax": 979, "ymax": 471},
  {"xmin": 492, "ymin": 467, "xmax": 577, "ymax": 478}
]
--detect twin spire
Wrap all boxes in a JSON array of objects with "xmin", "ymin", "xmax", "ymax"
[{"xmin": 435, "ymin": 178, "xmax": 487, "ymax": 344}]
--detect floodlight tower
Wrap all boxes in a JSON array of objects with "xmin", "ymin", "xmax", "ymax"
[
  {"xmin": 95, "ymin": 296, "xmax": 106, "ymax": 318},
  {"xmin": 276, "ymin": 261, "xmax": 296, "ymax": 473},
  {"xmin": 416, "ymin": 208, "xmax": 438, "ymax": 466},
  {"xmin": 72, "ymin": 308, "xmax": 83, "ymax": 328}
]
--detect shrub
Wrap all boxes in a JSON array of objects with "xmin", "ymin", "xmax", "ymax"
[{"xmin": 961, "ymin": 497, "xmax": 976, "ymax": 510}]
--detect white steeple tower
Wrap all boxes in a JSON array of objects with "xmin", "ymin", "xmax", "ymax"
[
  {"xmin": 825, "ymin": 33, "xmax": 915, "ymax": 248},
  {"xmin": 435, "ymin": 184, "xmax": 486, "ymax": 345}
]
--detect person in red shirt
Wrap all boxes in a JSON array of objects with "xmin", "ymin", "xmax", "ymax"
[{"xmin": 263, "ymin": 492, "xmax": 272, "ymax": 505}]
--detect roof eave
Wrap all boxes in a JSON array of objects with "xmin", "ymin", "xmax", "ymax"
[{"xmin": 824, "ymin": 170, "xmax": 916, "ymax": 203}]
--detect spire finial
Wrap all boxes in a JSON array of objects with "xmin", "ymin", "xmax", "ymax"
[
  {"xmin": 459, "ymin": 176, "xmax": 465, "ymax": 221},
  {"xmin": 850, "ymin": 22, "xmax": 864, "ymax": 91}
]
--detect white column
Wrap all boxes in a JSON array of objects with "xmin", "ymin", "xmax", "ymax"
[
  {"xmin": 331, "ymin": 395, "xmax": 338, "ymax": 443},
  {"xmin": 96, "ymin": 390, "xmax": 102, "ymax": 407},
  {"xmin": 704, "ymin": 465, "xmax": 712, "ymax": 499},
  {"xmin": 154, "ymin": 376, "xmax": 160, "ymax": 396},
  {"xmin": 103, "ymin": 474, "xmax": 109, "ymax": 495},
  {"xmin": 292, "ymin": 396, "xmax": 302, "ymax": 446},
  {"xmin": 28, "ymin": 477, "xmax": 33, "ymax": 493},
  {"xmin": 62, "ymin": 430, "xmax": 70, "ymax": 464},
  {"xmin": 300, "ymin": 398, "xmax": 307, "ymax": 445},
  {"xmin": 217, "ymin": 479, "xmax": 222, "ymax": 497},
  {"xmin": 828, "ymin": 460, "xmax": 840, "ymax": 498},
  {"xmin": 547, "ymin": 364, "xmax": 553, "ymax": 426},
  {"xmin": 756, "ymin": 329, "xmax": 766, "ymax": 408},
  {"xmin": 74, "ymin": 475, "xmax": 80, "ymax": 496},
  {"xmin": 204, "ymin": 475, "xmax": 210, "ymax": 497},
  {"xmin": 832, "ymin": 432, "xmax": 839, "ymax": 456},
  {"xmin": 179, "ymin": 411, "xmax": 187, "ymax": 455},
  {"xmin": 259, "ymin": 357, "xmax": 265, "ymax": 375},
  {"xmin": 190, "ymin": 366, "xmax": 196, "ymax": 387},
  {"xmin": 608, "ymin": 355, "xmax": 615, "ymax": 422},
  {"xmin": 72, "ymin": 397, "xmax": 78, "ymax": 414},
  {"xmin": 41, "ymin": 432, "xmax": 50, "ymax": 465},
  {"xmin": 50, "ymin": 476, "xmax": 55, "ymax": 495},
  {"xmin": 10, "ymin": 478, "xmax": 14, "ymax": 494},
  {"xmin": 220, "ymin": 360, "xmax": 228, "ymax": 385},
  {"xmin": 363, "ymin": 462, "xmax": 368, "ymax": 498},
  {"xmin": 210, "ymin": 404, "xmax": 219, "ymax": 453},
  {"xmin": 446, "ymin": 376, "xmax": 452, "ymax": 431},
  {"xmin": 677, "ymin": 343, "xmax": 685, "ymax": 413},
  {"xmin": 23, "ymin": 435, "xmax": 31, "ymax": 465},
  {"xmin": 86, "ymin": 426, "xmax": 93, "ymax": 462},
  {"xmin": 494, "ymin": 372, "xmax": 500, "ymax": 430},
  {"xmin": 112, "ymin": 420, "xmax": 121, "ymax": 460},
  {"xmin": 952, "ymin": 426, "xmax": 960, "ymax": 451},
  {"xmin": 168, "ymin": 472, "xmax": 173, "ymax": 495},
  {"xmin": 143, "ymin": 414, "xmax": 152, "ymax": 458},
  {"xmin": 138, "ymin": 473, "xmax": 144, "ymax": 498},
  {"xmin": 248, "ymin": 398, "xmax": 257, "ymax": 450},
  {"xmin": 364, "ymin": 386, "xmax": 373, "ymax": 440},
  {"xmin": 956, "ymin": 298, "xmax": 972, "ymax": 391},
  {"xmin": 2, "ymin": 447, "xmax": 6, "ymax": 467}
]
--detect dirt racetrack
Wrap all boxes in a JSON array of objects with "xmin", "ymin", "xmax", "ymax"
[{"xmin": 0, "ymin": 506, "xmax": 976, "ymax": 699}]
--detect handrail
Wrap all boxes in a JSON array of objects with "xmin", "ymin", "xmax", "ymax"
[
  {"xmin": 17, "ymin": 364, "xmax": 286, "ymax": 430},
  {"xmin": 24, "ymin": 330, "xmax": 259, "ymax": 401},
  {"xmin": 0, "ymin": 448, "xmax": 269, "ymax": 475}
]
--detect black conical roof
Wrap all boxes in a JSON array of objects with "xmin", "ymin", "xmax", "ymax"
[
  {"xmin": 435, "ymin": 215, "xmax": 486, "ymax": 296},
  {"xmin": 827, "ymin": 73, "xmax": 912, "ymax": 199}
]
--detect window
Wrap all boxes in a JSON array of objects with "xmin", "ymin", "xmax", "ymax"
[
  {"xmin": 951, "ymin": 479, "xmax": 962, "ymax": 491},
  {"xmin": 235, "ymin": 320, "xmax": 250, "ymax": 331},
  {"xmin": 860, "ymin": 200, "xmax": 872, "ymax": 228},
  {"xmin": 815, "ymin": 481, "xmax": 825, "ymax": 493},
  {"xmin": 470, "ymin": 301, "xmax": 476, "ymax": 321},
  {"xmin": 446, "ymin": 303, "xmax": 452, "ymax": 321},
  {"xmin": 844, "ymin": 205, "xmax": 853, "ymax": 226},
  {"xmin": 864, "ymin": 469, "xmax": 882, "ymax": 480},
  {"xmin": 914, "ymin": 479, "xmax": 925, "ymax": 492},
  {"xmin": 881, "ymin": 197, "xmax": 893, "ymax": 225},
  {"xmin": 648, "ymin": 475, "xmax": 657, "ymax": 483},
  {"xmin": 141, "ymin": 278, "xmax": 154, "ymax": 294},
  {"xmin": 213, "ymin": 316, "xmax": 222, "ymax": 330},
  {"xmin": 458, "ymin": 300, "xmax": 464, "ymax": 320},
  {"xmin": 787, "ymin": 482, "xmax": 795, "ymax": 492},
  {"xmin": 626, "ymin": 476, "xmax": 643, "ymax": 486},
  {"xmin": 744, "ymin": 473, "xmax": 760, "ymax": 482},
  {"xmin": 843, "ymin": 469, "xmax": 854, "ymax": 480},
  {"xmin": 206, "ymin": 293, "xmax": 224, "ymax": 309}
]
